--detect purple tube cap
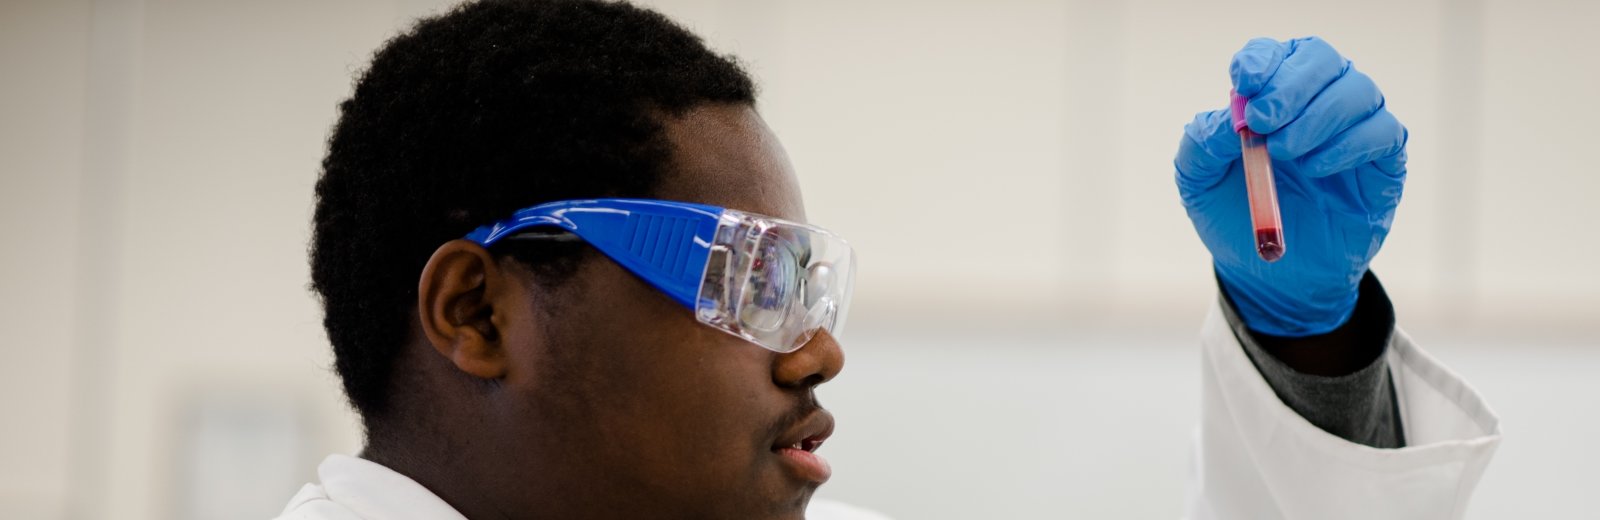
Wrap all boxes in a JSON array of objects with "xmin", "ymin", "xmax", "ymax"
[{"xmin": 1229, "ymin": 90, "xmax": 1249, "ymax": 132}]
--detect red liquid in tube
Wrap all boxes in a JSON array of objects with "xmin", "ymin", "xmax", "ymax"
[
  {"xmin": 1239, "ymin": 128, "xmax": 1285, "ymax": 262},
  {"xmin": 1254, "ymin": 227, "xmax": 1284, "ymax": 262}
]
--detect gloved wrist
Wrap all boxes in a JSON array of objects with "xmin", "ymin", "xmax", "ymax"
[{"xmin": 1216, "ymin": 265, "xmax": 1361, "ymax": 337}]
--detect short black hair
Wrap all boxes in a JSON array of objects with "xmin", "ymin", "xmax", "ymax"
[{"xmin": 310, "ymin": 0, "xmax": 756, "ymax": 423}]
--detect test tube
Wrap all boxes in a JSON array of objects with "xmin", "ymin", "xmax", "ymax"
[{"xmin": 1230, "ymin": 91, "xmax": 1285, "ymax": 262}]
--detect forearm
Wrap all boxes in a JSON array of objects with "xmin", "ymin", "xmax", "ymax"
[{"xmin": 1217, "ymin": 270, "xmax": 1405, "ymax": 448}]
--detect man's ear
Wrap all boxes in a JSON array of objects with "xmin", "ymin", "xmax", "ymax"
[{"xmin": 417, "ymin": 239, "xmax": 512, "ymax": 380}]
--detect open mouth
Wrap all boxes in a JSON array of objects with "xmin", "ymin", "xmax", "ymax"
[
  {"xmin": 772, "ymin": 411, "xmax": 834, "ymax": 484},
  {"xmin": 781, "ymin": 437, "xmax": 825, "ymax": 453}
]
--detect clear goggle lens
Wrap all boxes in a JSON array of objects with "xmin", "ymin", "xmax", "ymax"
[{"xmin": 697, "ymin": 210, "xmax": 854, "ymax": 353}]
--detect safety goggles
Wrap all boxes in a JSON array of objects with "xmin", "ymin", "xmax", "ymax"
[{"xmin": 465, "ymin": 199, "xmax": 855, "ymax": 353}]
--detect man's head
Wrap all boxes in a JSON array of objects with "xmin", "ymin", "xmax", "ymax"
[{"xmin": 310, "ymin": 1, "xmax": 845, "ymax": 518}]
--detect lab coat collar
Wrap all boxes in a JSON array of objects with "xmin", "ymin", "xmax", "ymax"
[{"xmin": 318, "ymin": 454, "xmax": 469, "ymax": 520}]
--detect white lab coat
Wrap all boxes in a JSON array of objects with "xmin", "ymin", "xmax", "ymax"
[
  {"xmin": 275, "ymin": 300, "xmax": 1500, "ymax": 520},
  {"xmin": 1187, "ymin": 301, "xmax": 1501, "ymax": 519},
  {"xmin": 273, "ymin": 455, "xmax": 889, "ymax": 520}
]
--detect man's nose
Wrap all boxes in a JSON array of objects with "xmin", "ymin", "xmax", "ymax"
[{"xmin": 772, "ymin": 329, "xmax": 844, "ymax": 389}]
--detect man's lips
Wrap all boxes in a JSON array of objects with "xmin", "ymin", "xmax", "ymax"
[{"xmin": 771, "ymin": 409, "xmax": 835, "ymax": 484}]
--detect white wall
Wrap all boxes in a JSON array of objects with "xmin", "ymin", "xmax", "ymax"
[
  {"xmin": 647, "ymin": 0, "xmax": 1600, "ymax": 330},
  {"xmin": 0, "ymin": 0, "xmax": 1594, "ymax": 519},
  {"xmin": 0, "ymin": 2, "xmax": 89, "ymax": 517}
]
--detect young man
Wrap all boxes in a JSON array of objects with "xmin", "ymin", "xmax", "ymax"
[
  {"xmin": 283, "ymin": 1, "xmax": 881, "ymax": 518},
  {"xmin": 280, "ymin": 0, "xmax": 1499, "ymax": 518}
]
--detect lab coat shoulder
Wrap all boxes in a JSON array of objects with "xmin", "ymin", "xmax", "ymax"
[
  {"xmin": 273, "ymin": 454, "xmax": 892, "ymax": 520},
  {"xmin": 272, "ymin": 482, "xmax": 362, "ymax": 520},
  {"xmin": 1187, "ymin": 302, "xmax": 1501, "ymax": 520}
]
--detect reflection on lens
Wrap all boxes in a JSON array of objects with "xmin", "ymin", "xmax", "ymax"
[
  {"xmin": 805, "ymin": 262, "xmax": 834, "ymax": 308},
  {"xmin": 739, "ymin": 235, "xmax": 797, "ymax": 332},
  {"xmin": 803, "ymin": 298, "xmax": 835, "ymax": 331}
]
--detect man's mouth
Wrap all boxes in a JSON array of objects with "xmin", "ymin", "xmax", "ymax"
[{"xmin": 771, "ymin": 410, "xmax": 834, "ymax": 484}]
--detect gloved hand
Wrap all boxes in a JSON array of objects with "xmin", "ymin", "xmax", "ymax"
[{"xmin": 1175, "ymin": 37, "xmax": 1408, "ymax": 337}]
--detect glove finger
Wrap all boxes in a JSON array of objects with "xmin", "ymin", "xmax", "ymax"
[
  {"xmin": 1175, "ymin": 109, "xmax": 1242, "ymax": 197},
  {"xmin": 1354, "ymin": 130, "xmax": 1408, "ymax": 217},
  {"xmin": 1267, "ymin": 68, "xmax": 1384, "ymax": 161},
  {"xmin": 1353, "ymin": 161, "xmax": 1406, "ymax": 222},
  {"xmin": 1294, "ymin": 108, "xmax": 1408, "ymax": 179},
  {"xmin": 1245, "ymin": 37, "xmax": 1350, "ymax": 134},
  {"xmin": 1229, "ymin": 37, "xmax": 1286, "ymax": 97}
]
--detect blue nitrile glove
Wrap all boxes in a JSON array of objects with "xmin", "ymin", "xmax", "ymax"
[{"xmin": 1175, "ymin": 36, "xmax": 1408, "ymax": 337}]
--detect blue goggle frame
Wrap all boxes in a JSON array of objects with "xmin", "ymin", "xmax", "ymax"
[{"xmin": 464, "ymin": 198, "xmax": 855, "ymax": 353}]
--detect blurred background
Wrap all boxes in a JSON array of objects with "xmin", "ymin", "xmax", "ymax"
[{"xmin": 2, "ymin": 0, "xmax": 1595, "ymax": 518}]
